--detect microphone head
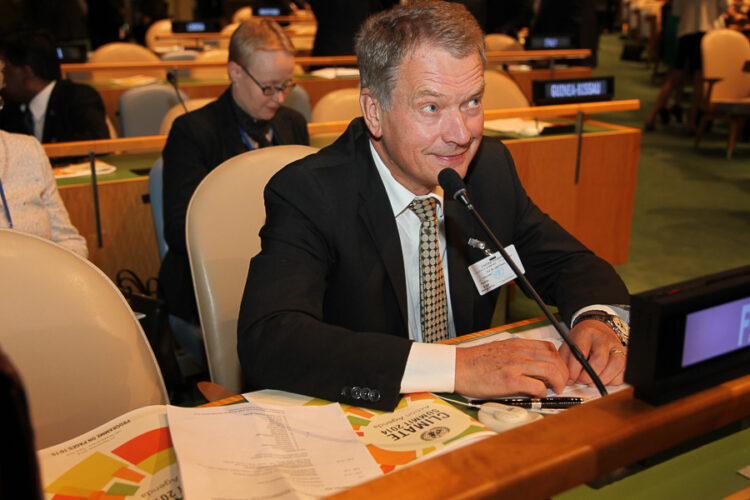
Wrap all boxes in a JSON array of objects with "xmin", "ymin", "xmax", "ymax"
[
  {"xmin": 438, "ymin": 168, "xmax": 467, "ymax": 200},
  {"xmin": 166, "ymin": 70, "xmax": 177, "ymax": 85}
]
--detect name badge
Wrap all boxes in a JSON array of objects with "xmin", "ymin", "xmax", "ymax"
[{"xmin": 468, "ymin": 244, "xmax": 525, "ymax": 295}]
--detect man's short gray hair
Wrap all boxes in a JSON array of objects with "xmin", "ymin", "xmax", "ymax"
[
  {"xmin": 355, "ymin": 0, "xmax": 486, "ymax": 110},
  {"xmin": 229, "ymin": 19, "xmax": 295, "ymax": 67}
]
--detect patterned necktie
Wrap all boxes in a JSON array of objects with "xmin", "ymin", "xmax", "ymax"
[{"xmin": 408, "ymin": 197, "xmax": 449, "ymax": 343}]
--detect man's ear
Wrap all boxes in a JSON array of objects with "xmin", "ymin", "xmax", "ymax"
[
  {"xmin": 226, "ymin": 61, "xmax": 241, "ymax": 83},
  {"xmin": 360, "ymin": 89, "xmax": 383, "ymax": 139}
]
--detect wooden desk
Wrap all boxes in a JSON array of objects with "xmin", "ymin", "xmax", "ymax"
[
  {"xmin": 48, "ymin": 100, "xmax": 639, "ymax": 283},
  {"xmin": 332, "ymin": 358, "xmax": 750, "ymax": 499}
]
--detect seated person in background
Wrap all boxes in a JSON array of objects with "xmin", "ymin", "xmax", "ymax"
[
  {"xmin": 238, "ymin": 1, "xmax": 630, "ymax": 411},
  {"xmin": 160, "ymin": 19, "xmax": 309, "ymax": 366},
  {"xmin": 0, "ymin": 30, "xmax": 109, "ymax": 144},
  {"xmin": 0, "ymin": 64, "xmax": 88, "ymax": 258}
]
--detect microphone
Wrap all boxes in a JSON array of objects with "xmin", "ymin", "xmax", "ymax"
[
  {"xmin": 438, "ymin": 168, "xmax": 608, "ymax": 396},
  {"xmin": 167, "ymin": 69, "xmax": 189, "ymax": 114}
]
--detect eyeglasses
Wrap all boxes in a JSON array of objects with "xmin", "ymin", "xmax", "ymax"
[{"xmin": 239, "ymin": 64, "xmax": 296, "ymax": 96}]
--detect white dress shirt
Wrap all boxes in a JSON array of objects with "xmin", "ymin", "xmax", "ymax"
[
  {"xmin": 369, "ymin": 141, "xmax": 456, "ymax": 394},
  {"xmin": 25, "ymin": 80, "xmax": 56, "ymax": 142}
]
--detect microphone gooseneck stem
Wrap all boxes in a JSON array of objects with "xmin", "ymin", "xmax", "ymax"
[{"xmin": 466, "ymin": 203, "xmax": 606, "ymax": 396}]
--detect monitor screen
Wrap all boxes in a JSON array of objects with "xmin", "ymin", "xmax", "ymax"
[
  {"xmin": 682, "ymin": 295, "xmax": 750, "ymax": 367},
  {"xmin": 532, "ymin": 77, "xmax": 614, "ymax": 105},
  {"xmin": 257, "ymin": 7, "xmax": 281, "ymax": 15},
  {"xmin": 56, "ymin": 44, "xmax": 87, "ymax": 63},
  {"xmin": 525, "ymin": 34, "xmax": 575, "ymax": 50}
]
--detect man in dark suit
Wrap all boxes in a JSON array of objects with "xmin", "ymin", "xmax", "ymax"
[
  {"xmin": 160, "ymin": 19, "xmax": 309, "ymax": 367},
  {"xmin": 0, "ymin": 31, "xmax": 109, "ymax": 143},
  {"xmin": 238, "ymin": 1, "xmax": 630, "ymax": 411}
]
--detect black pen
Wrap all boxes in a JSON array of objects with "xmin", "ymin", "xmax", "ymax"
[{"xmin": 472, "ymin": 397, "xmax": 584, "ymax": 409}]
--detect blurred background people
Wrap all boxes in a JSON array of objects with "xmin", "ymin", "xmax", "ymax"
[
  {"xmin": 160, "ymin": 20, "xmax": 309, "ymax": 368},
  {"xmin": 0, "ymin": 30, "xmax": 109, "ymax": 144},
  {"xmin": 0, "ymin": 61, "xmax": 88, "ymax": 258}
]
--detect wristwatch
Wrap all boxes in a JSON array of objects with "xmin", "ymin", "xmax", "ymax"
[{"xmin": 572, "ymin": 311, "xmax": 630, "ymax": 346}]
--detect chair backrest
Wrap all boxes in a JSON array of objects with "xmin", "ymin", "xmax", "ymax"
[
  {"xmin": 89, "ymin": 42, "xmax": 165, "ymax": 81},
  {"xmin": 191, "ymin": 49, "xmax": 229, "ymax": 80},
  {"xmin": 485, "ymin": 33, "xmax": 523, "ymax": 52},
  {"xmin": 186, "ymin": 145, "xmax": 318, "ymax": 393},
  {"xmin": 310, "ymin": 87, "xmax": 362, "ymax": 122},
  {"xmin": 148, "ymin": 157, "xmax": 168, "ymax": 260},
  {"xmin": 701, "ymin": 29, "xmax": 750, "ymax": 102},
  {"xmin": 283, "ymin": 84, "xmax": 312, "ymax": 122},
  {"xmin": 159, "ymin": 97, "xmax": 215, "ymax": 135},
  {"xmin": 0, "ymin": 229, "xmax": 168, "ymax": 449},
  {"xmin": 119, "ymin": 83, "xmax": 188, "ymax": 137},
  {"xmin": 483, "ymin": 70, "xmax": 530, "ymax": 109},
  {"xmin": 145, "ymin": 18, "xmax": 179, "ymax": 54},
  {"xmin": 232, "ymin": 7, "xmax": 253, "ymax": 24}
]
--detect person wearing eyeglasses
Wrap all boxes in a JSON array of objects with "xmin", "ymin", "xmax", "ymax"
[{"xmin": 160, "ymin": 19, "xmax": 309, "ymax": 368}]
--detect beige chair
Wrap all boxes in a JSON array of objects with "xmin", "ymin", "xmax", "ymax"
[
  {"xmin": 89, "ymin": 42, "xmax": 165, "ymax": 81},
  {"xmin": 219, "ymin": 22, "xmax": 240, "ymax": 49},
  {"xmin": 145, "ymin": 18, "xmax": 180, "ymax": 54},
  {"xmin": 0, "ymin": 229, "xmax": 168, "ymax": 449},
  {"xmin": 483, "ymin": 69, "xmax": 530, "ymax": 110},
  {"xmin": 191, "ymin": 49, "xmax": 229, "ymax": 80},
  {"xmin": 232, "ymin": 7, "xmax": 253, "ymax": 24},
  {"xmin": 159, "ymin": 97, "xmax": 216, "ymax": 135},
  {"xmin": 310, "ymin": 87, "xmax": 362, "ymax": 122},
  {"xmin": 485, "ymin": 33, "xmax": 523, "ymax": 52},
  {"xmin": 186, "ymin": 145, "xmax": 318, "ymax": 393},
  {"xmin": 695, "ymin": 29, "xmax": 750, "ymax": 159}
]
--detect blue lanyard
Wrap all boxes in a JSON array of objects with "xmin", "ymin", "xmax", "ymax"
[
  {"xmin": 237, "ymin": 124, "xmax": 277, "ymax": 151},
  {"xmin": 0, "ymin": 177, "xmax": 12, "ymax": 228}
]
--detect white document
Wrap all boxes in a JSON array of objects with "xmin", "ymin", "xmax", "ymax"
[{"xmin": 166, "ymin": 400, "xmax": 382, "ymax": 500}]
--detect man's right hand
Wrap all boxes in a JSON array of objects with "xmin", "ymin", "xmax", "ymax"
[{"xmin": 454, "ymin": 338, "xmax": 569, "ymax": 399}]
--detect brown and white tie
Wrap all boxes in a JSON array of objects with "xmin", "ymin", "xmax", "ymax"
[{"xmin": 408, "ymin": 197, "xmax": 449, "ymax": 343}]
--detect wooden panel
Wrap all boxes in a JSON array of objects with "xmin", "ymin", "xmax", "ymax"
[
  {"xmin": 331, "ymin": 372, "xmax": 750, "ymax": 500},
  {"xmin": 58, "ymin": 177, "xmax": 159, "ymax": 282}
]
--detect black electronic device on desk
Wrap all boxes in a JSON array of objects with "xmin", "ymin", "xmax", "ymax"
[
  {"xmin": 532, "ymin": 76, "xmax": 614, "ymax": 106},
  {"xmin": 56, "ymin": 43, "xmax": 87, "ymax": 63},
  {"xmin": 625, "ymin": 265, "xmax": 750, "ymax": 405},
  {"xmin": 172, "ymin": 20, "xmax": 222, "ymax": 33},
  {"xmin": 524, "ymin": 33, "xmax": 576, "ymax": 50}
]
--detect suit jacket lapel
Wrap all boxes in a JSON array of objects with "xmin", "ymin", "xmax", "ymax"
[
  {"xmin": 353, "ymin": 129, "xmax": 409, "ymax": 331},
  {"xmin": 444, "ymin": 196, "xmax": 477, "ymax": 335}
]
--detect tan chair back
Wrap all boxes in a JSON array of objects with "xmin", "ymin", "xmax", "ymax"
[
  {"xmin": 89, "ymin": 42, "xmax": 165, "ymax": 81},
  {"xmin": 0, "ymin": 230, "xmax": 168, "ymax": 449},
  {"xmin": 232, "ymin": 7, "xmax": 253, "ymax": 24},
  {"xmin": 485, "ymin": 33, "xmax": 523, "ymax": 52},
  {"xmin": 145, "ymin": 18, "xmax": 179, "ymax": 54},
  {"xmin": 192, "ymin": 49, "xmax": 229, "ymax": 80},
  {"xmin": 159, "ymin": 97, "xmax": 216, "ymax": 135},
  {"xmin": 219, "ymin": 23, "xmax": 240, "ymax": 49},
  {"xmin": 483, "ymin": 70, "xmax": 530, "ymax": 109},
  {"xmin": 186, "ymin": 145, "xmax": 319, "ymax": 393},
  {"xmin": 310, "ymin": 87, "xmax": 362, "ymax": 122},
  {"xmin": 701, "ymin": 29, "xmax": 750, "ymax": 102}
]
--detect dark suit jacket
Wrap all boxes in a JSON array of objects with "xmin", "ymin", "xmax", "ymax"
[
  {"xmin": 237, "ymin": 118, "xmax": 629, "ymax": 411},
  {"xmin": 160, "ymin": 87, "xmax": 309, "ymax": 322},
  {"xmin": 0, "ymin": 79, "xmax": 109, "ymax": 143}
]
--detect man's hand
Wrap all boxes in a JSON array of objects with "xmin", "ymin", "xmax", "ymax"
[
  {"xmin": 454, "ymin": 338, "xmax": 569, "ymax": 399},
  {"xmin": 559, "ymin": 320, "xmax": 626, "ymax": 386}
]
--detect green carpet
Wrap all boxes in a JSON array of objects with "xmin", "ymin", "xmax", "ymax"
[{"xmin": 506, "ymin": 33, "xmax": 750, "ymax": 322}]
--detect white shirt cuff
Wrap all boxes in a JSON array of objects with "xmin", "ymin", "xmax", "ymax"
[
  {"xmin": 400, "ymin": 342, "xmax": 456, "ymax": 394},
  {"xmin": 571, "ymin": 304, "xmax": 620, "ymax": 325}
]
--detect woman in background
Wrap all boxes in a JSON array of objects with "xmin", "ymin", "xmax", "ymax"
[{"xmin": 0, "ymin": 63, "xmax": 88, "ymax": 257}]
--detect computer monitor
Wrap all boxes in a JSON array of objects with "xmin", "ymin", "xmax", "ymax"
[
  {"xmin": 524, "ymin": 33, "xmax": 576, "ymax": 50},
  {"xmin": 56, "ymin": 43, "xmax": 87, "ymax": 63},
  {"xmin": 172, "ymin": 20, "xmax": 221, "ymax": 33},
  {"xmin": 625, "ymin": 265, "xmax": 750, "ymax": 405}
]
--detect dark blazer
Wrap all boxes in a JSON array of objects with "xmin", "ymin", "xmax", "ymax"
[
  {"xmin": 160, "ymin": 87, "xmax": 309, "ymax": 322},
  {"xmin": 0, "ymin": 79, "xmax": 109, "ymax": 143},
  {"xmin": 237, "ymin": 118, "xmax": 629, "ymax": 411}
]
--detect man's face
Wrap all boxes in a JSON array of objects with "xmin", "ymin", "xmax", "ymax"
[
  {"xmin": 228, "ymin": 49, "xmax": 295, "ymax": 121},
  {"xmin": 363, "ymin": 43, "xmax": 485, "ymax": 195},
  {"xmin": 0, "ymin": 57, "xmax": 30, "ymax": 103}
]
